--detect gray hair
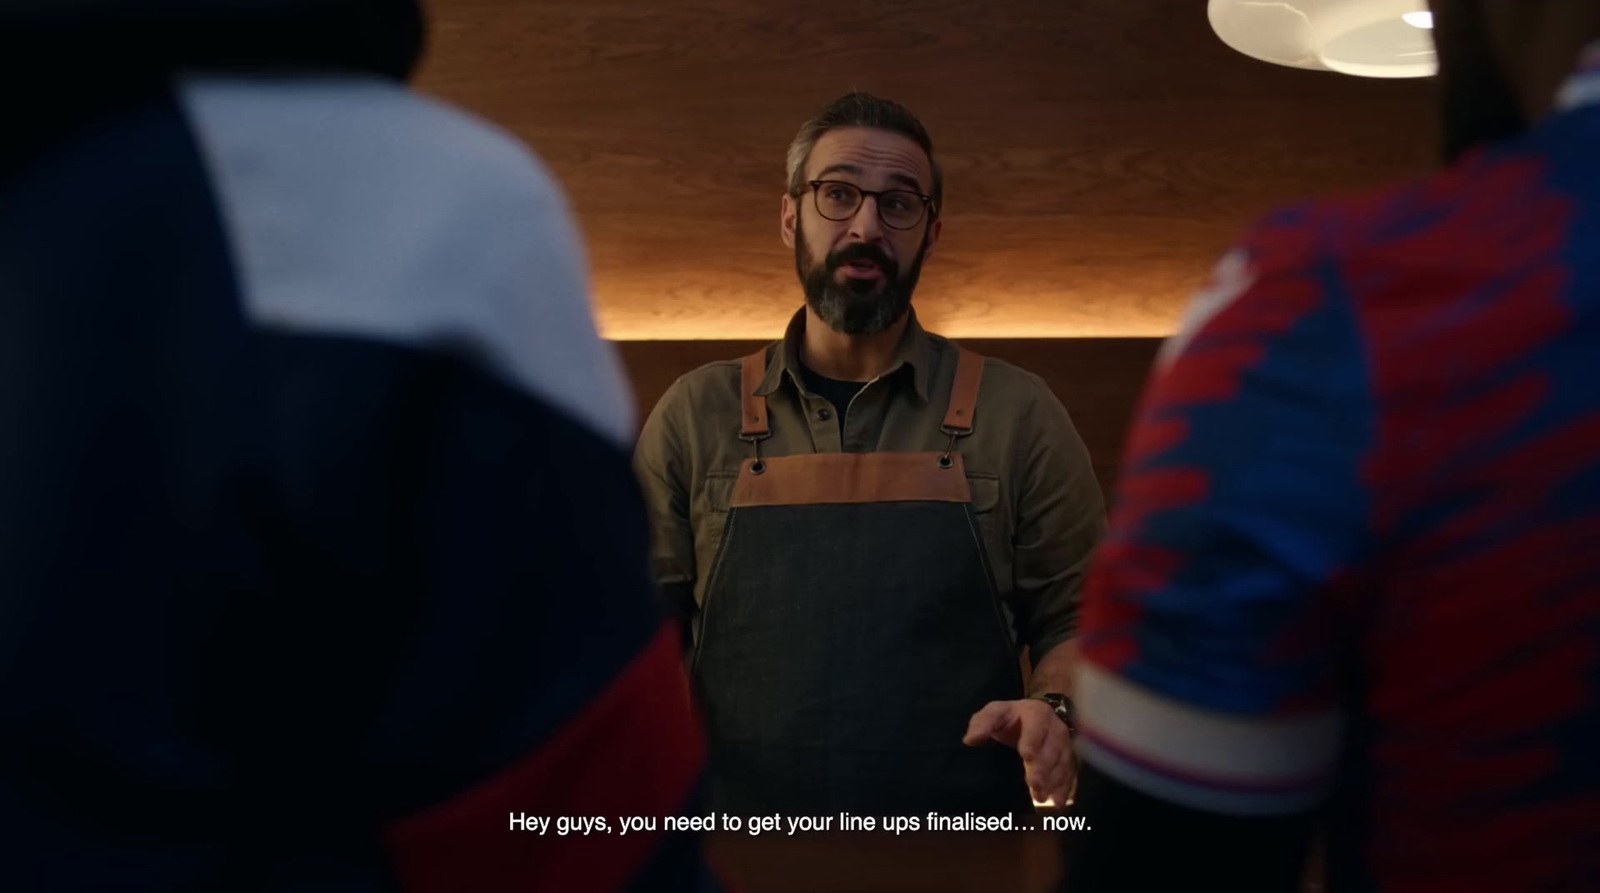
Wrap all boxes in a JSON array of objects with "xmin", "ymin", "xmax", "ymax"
[{"xmin": 785, "ymin": 92, "xmax": 943, "ymax": 216}]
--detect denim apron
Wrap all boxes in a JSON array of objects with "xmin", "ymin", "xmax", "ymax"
[{"xmin": 692, "ymin": 347, "xmax": 1031, "ymax": 815}]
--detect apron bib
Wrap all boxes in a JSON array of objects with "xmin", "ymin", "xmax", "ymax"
[{"xmin": 692, "ymin": 348, "xmax": 1031, "ymax": 815}]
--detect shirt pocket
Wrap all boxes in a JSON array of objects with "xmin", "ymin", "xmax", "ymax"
[{"xmin": 701, "ymin": 470, "xmax": 740, "ymax": 513}]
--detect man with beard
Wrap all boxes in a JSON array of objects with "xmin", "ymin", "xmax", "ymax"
[
  {"xmin": 634, "ymin": 93, "xmax": 1106, "ymax": 816},
  {"xmin": 1066, "ymin": 1, "xmax": 1600, "ymax": 890}
]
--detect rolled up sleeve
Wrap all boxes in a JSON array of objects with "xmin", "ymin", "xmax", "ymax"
[
  {"xmin": 1010, "ymin": 376, "xmax": 1108, "ymax": 660},
  {"xmin": 632, "ymin": 379, "xmax": 697, "ymax": 622}
]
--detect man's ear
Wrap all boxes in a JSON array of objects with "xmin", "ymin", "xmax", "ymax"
[{"xmin": 781, "ymin": 193, "xmax": 797, "ymax": 249}]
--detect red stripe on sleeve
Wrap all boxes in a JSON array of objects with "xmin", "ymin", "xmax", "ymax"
[{"xmin": 384, "ymin": 623, "xmax": 707, "ymax": 893}]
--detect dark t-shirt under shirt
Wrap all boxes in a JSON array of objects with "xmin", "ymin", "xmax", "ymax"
[{"xmin": 798, "ymin": 361, "xmax": 867, "ymax": 428}]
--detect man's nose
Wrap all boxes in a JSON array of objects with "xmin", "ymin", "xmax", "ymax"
[{"xmin": 847, "ymin": 194, "xmax": 887, "ymax": 244}]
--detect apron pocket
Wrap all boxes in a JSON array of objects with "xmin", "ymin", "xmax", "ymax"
[
  {"xmin": 965, "ymin": 472, "xmax": 1020, "ymax": 658},
  {"xmin": 966, "ymin": 472, "xmax": 1006, "ymax": 580}
]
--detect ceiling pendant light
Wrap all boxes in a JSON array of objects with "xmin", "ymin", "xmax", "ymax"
[{"xmin": 1208, "ymin": 0, "xmax": 1439, "ymax": 79}]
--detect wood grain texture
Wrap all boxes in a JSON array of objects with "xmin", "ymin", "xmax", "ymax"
[
  {"xmin": 615, "ymin": 336, "xmax": 1164, "ymax": 500},
  {"xmin": 416, "ymin": 0, "xmax": 1436, "ymax": 338}
]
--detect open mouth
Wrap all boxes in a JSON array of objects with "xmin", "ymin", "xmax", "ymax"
[{"xmin": 840, "ymin": 259, "xmax": 884, "ymax": 280}]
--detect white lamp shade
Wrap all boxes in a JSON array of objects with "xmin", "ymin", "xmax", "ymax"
[{"xmin": 1208, "ymin": 0, "xmax": 1438, "ymax": 79}]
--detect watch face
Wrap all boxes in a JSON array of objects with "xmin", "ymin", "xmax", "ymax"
[{"xmin": 1039, "ymin": 694, "xmax": 1078, "ymax": 738}]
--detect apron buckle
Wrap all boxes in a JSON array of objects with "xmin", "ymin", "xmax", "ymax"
[
  {"xmin": 740, "ymin": 431, "xmax": 772, "ymax": 475},
  {"xmin": 937, "ymin": 425, "xmax": 965, "ymax": 470}
]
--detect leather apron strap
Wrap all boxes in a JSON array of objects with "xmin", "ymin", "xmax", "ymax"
[
  {"xmin": 943, "ymin": 348, "xmax": 983, "ymax": 433},
  {"xmin": 740, "ymin": 349, "xmax": 770, "ymax": 439}
]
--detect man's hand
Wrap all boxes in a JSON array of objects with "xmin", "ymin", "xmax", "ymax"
[{"xmin": 963, "ymin": 698, "xmax": 1077, "ymax": 808}]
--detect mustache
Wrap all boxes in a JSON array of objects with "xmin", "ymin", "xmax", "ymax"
[{"xmin": 826, "ymin": 243, "xmax": 898, "ymax": 279}]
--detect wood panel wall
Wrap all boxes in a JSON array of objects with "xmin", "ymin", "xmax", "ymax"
[
  {"xmin": 418, "ymin": 0, "xmax": 1436, "ymax": 340},
  {"xmin": 615, "ymin": 336, "xmax": 1164, "ymax": 500}
]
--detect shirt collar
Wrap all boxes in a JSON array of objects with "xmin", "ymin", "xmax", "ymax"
[
  {"xmin": 757, "ymin": 307, "xmax": 935, "ymax": 404},
  {"xmin": 1555, "ymin": 40, "xmax": 1600, "ymax": 113}
]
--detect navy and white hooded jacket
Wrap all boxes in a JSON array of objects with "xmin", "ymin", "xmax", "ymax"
[{"xmin": 0, "ymin": 3, "xmax": 718, "ymax": 890}]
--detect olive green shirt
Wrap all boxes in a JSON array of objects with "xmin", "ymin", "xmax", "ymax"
[{"xmin": 632, "ymin": 309, "xmax": 1107, "ymax": 661}]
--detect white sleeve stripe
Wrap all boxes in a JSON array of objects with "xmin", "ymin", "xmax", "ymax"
[
  {"xmin": 1078, "ymin": 736, "xmax": 1332, "ymax": 817},
  {"xmin": 1077, "ymin": 725, "xmax": 1332, "ymax": 794},
  {"xmin": 1075, "ymin": 662, "xmax": 1345, "ymax": 796}
]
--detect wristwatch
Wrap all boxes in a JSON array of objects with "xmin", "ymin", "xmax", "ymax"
[{"xmin": 1032, "ymin": 693, "xmax": 1078, "ymax": 740}]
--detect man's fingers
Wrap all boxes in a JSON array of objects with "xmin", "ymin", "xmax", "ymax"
[
  {"xmin": 1028, "ymin": 761, "xmax": 1073, "ymax": 807},
  {"xmin": 1024, "ymin": 742, "xmax": 1077, "ymax": 801},
  {"xmin": 1015, "ymin": 711, "xmax": 1054, "ymax": 761},
  {"xmin": 1048, "ymin": 752, "xmax": 1081, "ymax": 802},
  {"xmin": 963, "ymin": 701, "xmax": 1017, "ymax": 746},
  {"xmin": 1024, "ymin": 749, "xmax": 1055, "ymax": 790},
  {"xmin": 1043, "ymin": 759, "xmax": 1071, "ymax": 795},
  {"xmin": 1026, "ymin": 754, "xmax": 1064, "ymax": 794}
]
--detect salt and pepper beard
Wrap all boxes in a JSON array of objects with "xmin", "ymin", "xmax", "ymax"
[{"xmin": 795, "ymin": 212, "xmax": 931, "ymax": 336}]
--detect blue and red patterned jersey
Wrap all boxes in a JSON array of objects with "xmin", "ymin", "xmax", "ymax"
[{"xmin": 1077, "ymin": 44, "xmax": 1600, "ymax": 892}]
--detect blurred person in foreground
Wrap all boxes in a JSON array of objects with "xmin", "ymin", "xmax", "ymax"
[
  {"xmin": 1067, "ymin": 1, "xmax": 1600, "ymax": 890},
  {"xmin": 0, "ymin": 2, "xmax": 720, "ymax": 890}
]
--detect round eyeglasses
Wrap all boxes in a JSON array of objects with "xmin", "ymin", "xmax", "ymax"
[{"xmin": 807, "ymin": 179, "xmax": 935, "ymax": 230}]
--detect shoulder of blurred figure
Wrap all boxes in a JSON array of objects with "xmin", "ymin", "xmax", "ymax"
[{"xmin": 176, "ymin": 73, "xmax": 636, "ymax": 446}]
